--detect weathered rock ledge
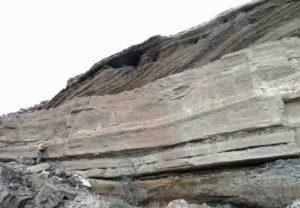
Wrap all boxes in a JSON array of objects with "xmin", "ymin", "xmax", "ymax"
[
  {"xmin": 1, "ymin": 38, "xmax": 300, "ymax": 181},
  {"xmin": 44, "ymin": 0, "xmax": 300, "ymax": 109},
  {"xmin": 0, "ymin": 1, "xmax": 300, "ymax": 205},
  {"xmin": 90, "ymin": 158, "xmax": 300, "ymax": 208}
]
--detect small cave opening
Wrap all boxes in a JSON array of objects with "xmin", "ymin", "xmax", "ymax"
[
  {"xmin": 104, "ymin": 35, "xmax": 166, "ymax": 69},
  {"xmin": 107, "ymin": 48, "xmax": 145, "ymax": 69}
]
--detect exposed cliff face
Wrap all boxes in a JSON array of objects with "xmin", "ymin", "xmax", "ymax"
[
  {"xmin": 1, "ymin": 37, "xmax": 300, "ymax": 206},
  {"xmin": 44, "ymin": 0, "xmax": 300, "ymax": 109},
  {"xmin": 1, "ymin": 0, "xmax": 300, "ymax": 207}
]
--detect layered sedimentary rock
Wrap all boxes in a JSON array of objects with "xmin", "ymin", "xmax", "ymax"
[
  {"xmin": 44, "ymin": 0, "xmax": 300, "ymax": 109},
  {"xmin": 0, "ymin": 38, "xmax": 300, "ymax": 179},
  {"xmin": 1, "ymin": 1, "xmax": 300, "ymax": 207},
  {"xmin": 90, "ymin": 159, "xmax": 300, "ymax": 208}
]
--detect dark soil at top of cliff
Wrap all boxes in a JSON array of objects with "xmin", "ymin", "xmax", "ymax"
[{"xmin": 44, "ymin": 0, "xmax": 300, "ymax": 109}]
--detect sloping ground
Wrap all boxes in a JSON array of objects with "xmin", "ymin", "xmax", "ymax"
[
  {"xmin": 1, "ymin": 38, "xmax": 300, "ymax": 207},
  {"xmin": 44, "ymin": 0, "xmax": 300, "ymax": 109}
]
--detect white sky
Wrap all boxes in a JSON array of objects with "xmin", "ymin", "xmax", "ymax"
[{"xmin": 0, "ymin": 0, "xmax": 251, "ymax": 115}]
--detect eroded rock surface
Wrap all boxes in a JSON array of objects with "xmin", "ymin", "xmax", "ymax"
[
  {"xmin": 0, "ymin": 37, "xmax": 299, "ymax": 207},
  {"xmin": 1, "ymin": 38, "xmax": 300, "ymax": 177},
  {"xmin": 44, "ymin": 0, "xmax": 300, "ymax": 109},
  {"xmin": 0, "ymin": 163, "xmax": 134, "ymax": 208},
  {"xmin": 90, "ymin": 159, "xmax": 300, "ymax": 208},
  {"xmin": 0, "ymin": 1, "xmax": 300, "ymax": 207}
]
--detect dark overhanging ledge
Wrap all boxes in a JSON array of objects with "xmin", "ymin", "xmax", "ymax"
[{"xmin": 86, "ymin": 155, "xmax": 300, "ymax": 181}]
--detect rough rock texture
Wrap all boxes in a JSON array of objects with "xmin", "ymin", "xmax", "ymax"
[
  {"xmin": 0, "ymin": 164, "xmax": 34, "ymax": 208},
  {"xmin": 1, "ymin": 37, "xmax": 300, "ymax": 207},
  {"xmin": 90, "ymin": 159, "xmax": 300, "ymax": 208},
  {"xmin": 1, "ymin": 38, "xmax": 300, "ymax": 174},
  {"xmin": 0, "ymin": 162, "xmax": 134, "ymax": 208},
  {"xmin": 44, "ymin": 0, "xmax": 300, "ymax": 109},
  {"xmin": 0, "ymin": 0, "xmax": 300, "ymax": 207}
]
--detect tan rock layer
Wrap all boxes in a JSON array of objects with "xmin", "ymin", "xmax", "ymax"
[
  {"xmin": 0, "ymin": 38, "xmax": 300, "ymax": 179},
  {"xmin": 65, "ymin": 128, "xmax": 298, "ymax": 178}
]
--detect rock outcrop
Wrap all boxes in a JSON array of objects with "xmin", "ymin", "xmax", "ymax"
[
  {"xmin": 0, "ymin": 162, "xmax": 134, "ymax": 208},
  {"xmin": 44, "ymin": 0, "xmax": 300, "ymax": 109},
  {"xmin": 90, "ymin": 158, "xmax": 300, "ymax": 208},
  {"xmin": 1, "ymin": 37, "xmax": 300, "ymax": 206},
  {"xmin": 0, "ymin": 0, "xmax": 300, "ymax": 207}
]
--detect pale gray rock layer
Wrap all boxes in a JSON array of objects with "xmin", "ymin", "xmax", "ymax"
[{"xmin": 90, "ymin": 159, "xmax": 300, "ymax": 208}]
